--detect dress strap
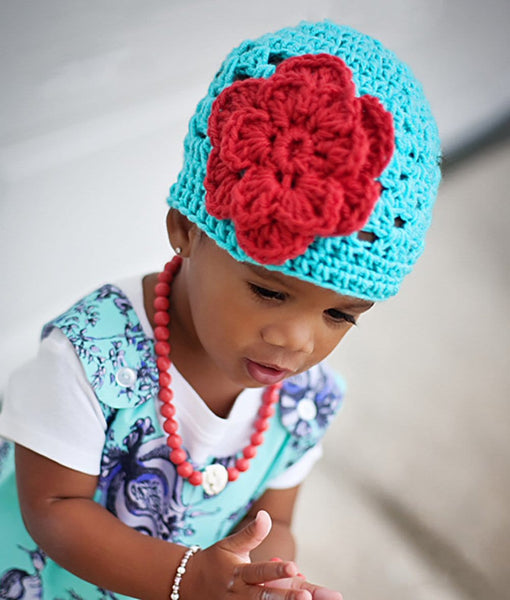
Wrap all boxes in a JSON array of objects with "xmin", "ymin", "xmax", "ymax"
[{"xmin": 42, "ymin": 284, "xmax": 158, "ymax": 410}]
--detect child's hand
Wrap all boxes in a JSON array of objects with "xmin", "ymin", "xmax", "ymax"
[
  {"xmin": 267, "ymin": 558, "xmax": 343, "ymax": 600},
  {"xmin": 180, "ymin": 510, "xmax": 318, "ymax": 599}
]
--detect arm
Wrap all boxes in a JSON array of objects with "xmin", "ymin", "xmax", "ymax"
[
  {"xmin": 15, "ymin": 446, "xmax": 303, "ymax": 600},
  {"xmin": 15, "ymin": 445, "xmax": 185, "ymax": 598}
]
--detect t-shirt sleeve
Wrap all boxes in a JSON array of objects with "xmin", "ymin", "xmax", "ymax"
[
  {"xmin": 0, "ymin": 328, "xmax": 107, "ymax": 475},
  {"xmin": 266, "ymin": 443, "xmax": 323, "ymax": 489}
]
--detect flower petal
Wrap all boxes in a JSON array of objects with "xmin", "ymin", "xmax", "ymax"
[
  {"xmin": 208, "ymin": 78, "xmax": 262, "ymax": 144},
  {"xmin": 333, "ymin": 175, "xmax": 381, "ymax": 235},
  {"xmin": 237, "ymin": 219, "xmax": 315, "ymax": 265},
  {"xmin": 220, "ymin": 107, "xmax": 272, "ymax": 170},
  {"xmin": 277, "ymin": 174, "xmax": 344, "ymax": 234},
  {"xmin": 230, "ymin": 168, "xmax": 280, "ymax": 228},
  {"xmin": 205, "ymin": 150, "xmax": 239, "ymax": 219},
  {"xmin": 359, "ymin": 95, "xmax": 395, "ymax": 177}
]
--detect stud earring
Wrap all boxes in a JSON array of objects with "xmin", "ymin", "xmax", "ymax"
[{"xmin": 174, "ymin": 247, "xmax": 182, "ymax": 255}]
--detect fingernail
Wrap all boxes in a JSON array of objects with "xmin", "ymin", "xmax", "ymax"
[{"xmin": 284, "ymin": 561, "xmax": 299, "ymax": 578}]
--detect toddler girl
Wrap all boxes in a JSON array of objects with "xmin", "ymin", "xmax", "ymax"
[{"xmin": 0, "ymin": 20, "xmax": 441, "ymax": 600}]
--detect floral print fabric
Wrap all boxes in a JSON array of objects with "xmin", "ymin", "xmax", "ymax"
[{"xmin": 0, "ymin": 283, "xmax": 344, "ymax": 598}]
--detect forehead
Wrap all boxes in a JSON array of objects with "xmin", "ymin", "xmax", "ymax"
[{"xmin": 243, "ymin": 262, "xmax": 374, "ymax": 311}]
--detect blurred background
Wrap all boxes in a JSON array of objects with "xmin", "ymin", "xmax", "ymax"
[{"xmin": 1, "ymin": 1, "xmax": 509, "ymax": 598}]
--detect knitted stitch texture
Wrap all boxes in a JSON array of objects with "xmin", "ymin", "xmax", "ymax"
[
  {"xmin": 205, "ymin": 54, "xmax": 395, "ymax": 265},
  {"xmin": 168, "ymin": 21, "xmax": 441, "ymax": 301}
]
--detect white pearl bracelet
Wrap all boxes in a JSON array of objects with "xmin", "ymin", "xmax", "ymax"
[{"xmin": 170, "ymin": 545, "xmax": 200, "ymax": 600}]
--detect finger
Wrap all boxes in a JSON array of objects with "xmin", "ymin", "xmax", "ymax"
[
  {"xmin": 293, "ymin": 580, "xmax": 343, "ymax": 600},
  {"xmin": 270, "ymin": 557, "xmax": 305, "ymax": 579},
  {"xmin": 254, "ymin": 587, "xmax": 313, "ymax": 600},
  {"xmin": 234, "ymin": 560, "xmax": 299, "ymax": 585},
  {"xmin": 219, "ymin": 510, "xmax": 272, "ymax": 559},
  {"xmin": 312, "ymin": 590, "xmax": 343, "ymax": 600},
  {"xmin": 268, "ymin": 576, "xmax": 343, "ymax": 600}
]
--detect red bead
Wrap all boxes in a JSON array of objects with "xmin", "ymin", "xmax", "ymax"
[
  {"xmin": 157, "ymin": 356, "xmax": 171, "ymax": 372},
  {"xmin": 155, "ymin": 341, "xmax": 170, "ymax": 356},
  {"xmin": 154, "ymin": 310, "xmax": 170, "ymax": 326},
  {"xmin": 157, "ymin": 271, "xmax": 171, "ymax": 283},
  {"xmin": 243, "ymin": 445, "xmax": 257, "ymax": 459},
  {"xmin": 258, "ymin": 404, "xmax": 275, "ymax": 419},
  {"xmin": 265, "ymin": 393, "xmax": 279, "ymax": 405},
  {"xmin": 154, "ymin": 326, "xmax": 170, "ymax": 341},
  {"xmin": 167, "ymin": 434, "xmax": 182, "ymax": 449},
  {"xmin": 227, "ymin": 467, "xmax": 240, "ymax": 482},
  {"xmin": 159, "ymin": 387, "xmax": 174, "ymax": 403},
  {"xmin": 170, "ymin": 448, "xmax": 187, "ymax": 465},
  {"xmin": 160, "ymin": 403, "xmax": 176, "ymax": 419},
  {"xmin": 177, "ymin": 462, "xmax": 194, "ymax": 478},
  {"xmin": 154, "ymin": 296, "xmax": 170, "ymax": 311},
  {"xmin": 236, "ymin": 458, "xmax": 250, "ymax": 472},
  {"xmin": 251, "ymin": 432, "xmax": 264, "ymax": 446},
  {"xmin": 188, "ymin": 471, "xmax": 203, "ymax": 486},
  {"xmin": 165, "ymin": 257, "xmax": 182, "ymax": 273},
  {"xmin": 159, "ymin": 371, "xmax": 172, "ymax": 387},
  {"xmin": 163, "ymin": 419, "xmax": 179, "ymax": 434},
  {"xmin": 264, "ymin": 385, "xmax": 281, "ymax": 404},
  {"xmin": 154, "ymin": 282, "xmax": 171, "ymax": 298},
  {"xmin": 254, "ymin": 418, "xmax": 269, "ymax": 432}
]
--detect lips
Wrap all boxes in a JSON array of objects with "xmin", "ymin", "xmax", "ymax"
[{"xmin": 245, "ymin": 359, "xmax": 292, "ymax": 386}]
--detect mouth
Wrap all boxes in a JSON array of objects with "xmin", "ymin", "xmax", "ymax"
[{"xmin": 245, "ymin": 359, "xmax": 292, "ymax": 386}]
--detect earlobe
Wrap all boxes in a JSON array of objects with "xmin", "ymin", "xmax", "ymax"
[{"xmin": 166, "ymin": 209, "xmax": 197, "ymax": 257}]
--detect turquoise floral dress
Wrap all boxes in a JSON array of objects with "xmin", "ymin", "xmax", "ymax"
[{"xmin": 0, "ymin": 284, "xmax": 345, "ymax": 599}]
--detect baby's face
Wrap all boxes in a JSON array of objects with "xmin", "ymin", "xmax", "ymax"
[{"xmin": 177, "ymin": 234, "xmax": 374, "ymax": 392}]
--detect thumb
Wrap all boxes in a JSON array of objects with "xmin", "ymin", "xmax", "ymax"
[{"xmin": 219, "ymin": 510, "xmax": 272, "ymax": 560}]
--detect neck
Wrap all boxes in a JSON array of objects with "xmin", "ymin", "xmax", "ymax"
[{"xmin": 143, "ymin": 271, "xmax": 244, "ymax": 418}]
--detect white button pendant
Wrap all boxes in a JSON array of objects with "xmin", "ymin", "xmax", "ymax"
[
  {"xmin": 115, "ymin": 367, "xmax": 137, "ymax": 388},
  {"xmin": 202, "ymin": 464, "xmax": 229, "ymax": 496}
]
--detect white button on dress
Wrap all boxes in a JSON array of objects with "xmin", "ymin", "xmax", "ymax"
[{"xmin": 115, "ymin": 367, "xmax": 137, "ymax": 388}]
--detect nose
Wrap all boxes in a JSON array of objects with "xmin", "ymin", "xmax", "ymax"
[{"xmin": 261, "ymin": 317, "xmax": 314, "ymax": 354}]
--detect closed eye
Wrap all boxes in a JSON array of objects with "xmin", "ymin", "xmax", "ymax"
[
  {"xmin": 249, "ymin": 283, "xmax": 287, "ymax": 302},
  {"xmin": 324, "ymin": 308, "xmax": 357, "ymax": 326}
]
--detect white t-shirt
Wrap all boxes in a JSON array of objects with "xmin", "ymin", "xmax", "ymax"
[{"xmin": 0, "ymin": 276, "xmax": 321, "ymax": 489}]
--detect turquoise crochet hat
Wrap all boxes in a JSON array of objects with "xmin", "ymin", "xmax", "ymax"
[{"xmin": 168, "ymin": 21, "xmax": 441, "ymax": 301}]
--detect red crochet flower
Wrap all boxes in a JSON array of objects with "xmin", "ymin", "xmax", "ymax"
[{"xmin": 204, "ymin": 54, "xmax": 395, "ymax": 264}]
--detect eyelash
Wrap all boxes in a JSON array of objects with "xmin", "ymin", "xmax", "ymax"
[
  {"xmin": 249, "ymin": 283, "xmax": 286, "ymax": 302},
  {"xmin": 249, "ymin": 283, "xmax": 357, "ymax": 326},
  {"xmin": 324, "ymin": 308, "xmax": 357, "ymax": 326}
]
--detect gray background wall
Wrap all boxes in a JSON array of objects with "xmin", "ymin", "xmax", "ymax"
[{"xmin": 1, "ymin": 1, "xmax": 509, "ymax": 599}]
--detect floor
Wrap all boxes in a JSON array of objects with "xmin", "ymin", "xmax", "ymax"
[{"xmin": 295, "ymin": 139, "xmax": 510, "ymax": 600}]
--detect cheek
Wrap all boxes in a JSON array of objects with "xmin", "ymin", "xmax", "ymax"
[
  {"xmin": 189, "ymin": 289, "xmax": 252, "ymax": 350},
  {"xmin": 314, "ymin": 326, "xmax": 351, "ymax": 360}
]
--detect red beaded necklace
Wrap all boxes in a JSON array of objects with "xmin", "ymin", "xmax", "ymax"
[{"xmin": 153, "ymin": 255, "xmax": 281, "ymax": 496}]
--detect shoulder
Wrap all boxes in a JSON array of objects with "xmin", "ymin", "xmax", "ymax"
[
  {"xmin": 41, "ymin": 283, "xmax": 139, "ymax": 341},
  {"xmin": 41, "ymin": 282, "xmax": 157, "ymax": 410}
]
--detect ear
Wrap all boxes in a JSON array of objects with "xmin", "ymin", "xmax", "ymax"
[{"xmin": 166, "ymin": 209, "xmax": 199, "ymax": 257}]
